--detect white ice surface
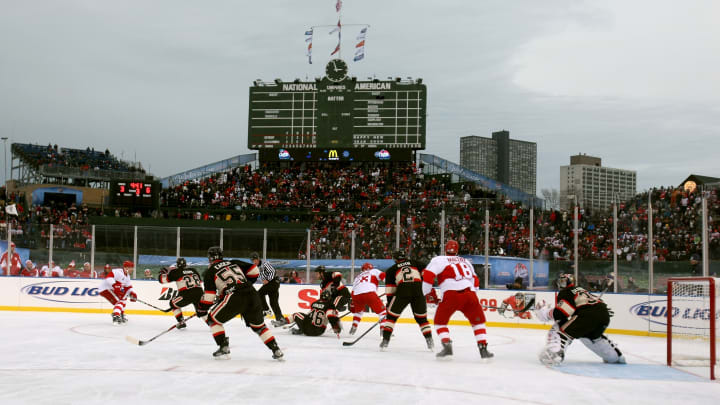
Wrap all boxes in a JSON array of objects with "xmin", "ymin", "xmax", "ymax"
[{"xmin": 0, "ymin": 311, "xmax": 718, "ymax": 405}]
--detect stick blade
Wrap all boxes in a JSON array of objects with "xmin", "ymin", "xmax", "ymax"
[
  {"xmin": 342, "ymin": 341, "xmax": 355, "ymax": 346},
  {"xmin": 125, "ymin": 335, "xmax": 141, "ymax": 346}
]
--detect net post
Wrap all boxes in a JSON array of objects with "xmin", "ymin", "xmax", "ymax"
[{"xmin": 667, "ymin": 278, "xmax": 672, "ymax": 367}]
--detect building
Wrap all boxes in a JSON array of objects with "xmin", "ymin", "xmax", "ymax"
[
  {"xmin": 459, "ymin": 130, "xmax": 537, "ymax": 196},
  {"xmin": 560, "ymin": 154, "xmax": 636, "ymax": 212}
]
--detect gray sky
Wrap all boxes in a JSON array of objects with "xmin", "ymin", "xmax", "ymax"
[{"xmin": 1, "ymin": 0, "xmax": 718, "ymax": 194}]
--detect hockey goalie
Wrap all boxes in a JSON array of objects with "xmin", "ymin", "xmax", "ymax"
[{"xmin": 533, "ymin": 274, "xmax": 626, "ymax": 366}]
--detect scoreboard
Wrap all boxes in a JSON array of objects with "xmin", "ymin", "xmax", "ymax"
[
  {"xmin": 109, "ymin": 180, "xmax": 159, "ymax": 209},
  {"xmin": 248, "ymin": 59, "xmax": 426, "ymax": 154}
]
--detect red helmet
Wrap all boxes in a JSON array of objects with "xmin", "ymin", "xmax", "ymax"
[
  {"xmin": 104, "ymin": 264, "xmax": 111, "ymax": 272},
  {"xmin": 361, "ymin": 262, "xmax": 373, "ymax": 271},
  {"xmin": 123, "ymin": 260, "xmax": 134, "ymax": 269},
  {"xmin": 445, "ymin": 240, "xmax": 459, "ymax": 255}
]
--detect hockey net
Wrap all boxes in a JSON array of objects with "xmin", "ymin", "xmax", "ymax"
[{"xmin": 666, "ymin": 277, "xmax": 719, "ymax": 380}]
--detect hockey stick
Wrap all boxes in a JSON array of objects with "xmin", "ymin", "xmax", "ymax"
[
  {"xmin": 281, "ymin": 292, "xmax": 387, "ymax": 330},
  {"xmin": 136, "ymin": 298, "xmax": 173, "ymax": 313},
  {"xmin": 483, "ymin": 294, "xmax": 536, "ymax": 314},
  {"xmin": 125, "ymin": 314, "xmax": 196, "ymax": 346},
  {"xmin": 342, "ymin": 319, "xmax": 381, "ymax": 346}
]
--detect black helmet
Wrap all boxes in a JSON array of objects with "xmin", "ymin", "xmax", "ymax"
[
  {"xmin": 315, "ymin": 265, "xmax": 326, "ymax": 273},
  {"xmin": 320, "ymin": 289, "xmax": 333, "ymax": 301},
  {"xmin": 392, "ymin": 249, "xmax": 408, "ymax": 262},
  {"xmin": 250, "ymin": 252, "xmax": 260, "ymax": 261},
  {"xmin": 176, "ymin": 257, "xmax": 187, "ymax": 268},
  {"xmin": 207, "ymin": 246, "xmax": 223, "ymax": 262}
]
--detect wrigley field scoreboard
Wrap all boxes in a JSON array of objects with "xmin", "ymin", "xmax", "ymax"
[{"xmin": 248, "ymin": 59, "xmax": 426, "ymax": 162}]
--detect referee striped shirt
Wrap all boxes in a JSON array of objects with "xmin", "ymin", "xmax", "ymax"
[{"xmin": 257, "ymin": 260, "xmax": 277, "ymax": 282}]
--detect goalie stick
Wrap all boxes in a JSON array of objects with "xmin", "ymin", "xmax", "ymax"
[
  {"xmin": 136, "ymin": 298, "xmax": 173, "ymax": 313},
  {"xmin": 125, "ymin": 314, "xmax": 197, "ymax": 346},
  {"xmin": 342, "ymin": 319, "xmax": 382, "ymax": 346}
]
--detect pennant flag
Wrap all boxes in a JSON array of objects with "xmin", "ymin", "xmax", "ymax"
[
  {"xmin": 331, "ymin": 44, "xmax": 340, "ymax": 56},
  {"xmin": 305, "ymin": 30, "xmax": 313, "ymax": 36},
  {"xmin": 307, "ymin": 43, "xmax": 312, "ymax": 51},
  {"xmin": 306, "ymin": 36, "xmax": 312, "ymax": 42},
  {"xmin": 355, "ymin": 40, "xmax": 365, "ymax": 48},
  {"xmin": 357, "ymin": 27, "xmax": 367, "ymax": 40},
  {"xmin": 5, "ymin": 204, "xmax": 18, "ymax": 216},
  {"xmin": 355, "ymin": 47, "xmax": 363, "ymax": 55},
  {"xmin": 336, "ymin": 0, "xmax": 342, "ymax": 12},
  {"xmin": 329, "ymin": 20, "xmax": 341, "ymax": 34},
  {"xmin": 360, "ymin": 27, "xmax": 367, "ymax": 34},
  {"xmin": 353, "ymin": 53, "xmax": 364, "ymax": 62}
]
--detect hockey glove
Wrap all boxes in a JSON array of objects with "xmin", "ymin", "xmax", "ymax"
[
  {"xmin": 498, "ymin": 303, "xmax": 508, "ymax": 316},
  {"xmin": 128, "ymin": 291, "xmax": 138, "ymax": 302}
]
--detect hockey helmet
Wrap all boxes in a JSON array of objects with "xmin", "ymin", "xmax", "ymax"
[
  {"xmin": 320, "ymin": 289, "xmax": 333, "ymax": 301},
  {"xmin": 514, "ymin": 292, "xmax": 526, "ymax": 306},
  {"xmin": 123, "ymin": 260, "xmax": 134, "ymax": 269},
  {"xmin": 176, "ymin": 257, "xmax": 187, "ymax": 268},
  {"xmin": 558, "ymin": 274, "xmax": 575, "ymax": 289},
  {"xmin": 315, "ymin": 265, "xmax": 326, "ymax": 273},
  {"xmin": 445, "ymin": 240, "xmax": 459, "ymax": 255},
  {"xmin": 144, "ymin": 269, "xmax": 152, "ymax": 277},
  {"xmin": 250, "ymin": 252, "xmax": 260, "ymax": 261},
  {"xmin": 361, "ymin": 262, "xmax": 373, "ymax": 271},
  {"xmin": 104, "ymin": 263, "xmax": 111, "ymax": 272},
  {"xmin": 207, "ymin": 246, "xmax": 223, "ymax": 262},
  {"xmin": 392, "ymin": 249, "xmax": 408, "ymax": 262}
]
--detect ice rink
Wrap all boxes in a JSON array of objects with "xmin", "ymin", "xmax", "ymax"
[{"xmin": 0, "ymin": 311, "xmax": 718, "ymax": 405}]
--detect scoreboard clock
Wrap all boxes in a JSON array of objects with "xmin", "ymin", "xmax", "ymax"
[
  {"xmin": 248, "ymin": 59, "xmax": 426, "ymax": 152},
  {"xmin": 109, "ymin": 180, "xmax": 159, "ymax": 208}
]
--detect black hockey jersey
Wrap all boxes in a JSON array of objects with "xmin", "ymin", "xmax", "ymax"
[
  {"xmin": 384, "ymin": 259, "xmax": 425, "ymax": 298},
  {"xmin": 200, "ymin": 259, "xmax": 259, "ymax": 308},
  {"xmin": 159, "ymin": 266, "xmax": 202, "ymax": 291},
  {"xmin": 553, "ymin": 285, "xmax": 607, "ymax": 323}
]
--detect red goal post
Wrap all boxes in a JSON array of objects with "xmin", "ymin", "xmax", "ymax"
[{"xmin": 666, "ymin": 277, "xmax": 719, "ymax": 380}]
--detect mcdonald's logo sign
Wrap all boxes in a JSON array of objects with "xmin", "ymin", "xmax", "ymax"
[{"xmin": 328, "ymin": 150, "xmax": 339, "ymax": 160}]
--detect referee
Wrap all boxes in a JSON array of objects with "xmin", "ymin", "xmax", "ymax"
[{"xmin": 252, "ymin": 252, "xmax": 286, "ymax": 325}]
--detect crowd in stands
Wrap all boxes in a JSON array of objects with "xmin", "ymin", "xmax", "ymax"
[
  {"xmin": 11, "ymin": 143, "xmax": 144, "ymax": 173},
  {"xmin": 158, "ymin": 162, "xmax": 719, "ymax": 264}
]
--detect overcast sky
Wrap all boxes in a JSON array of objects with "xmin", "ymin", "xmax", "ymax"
[{"xmin": 1, "ymin": 0, "xmax": 718, "ymax": 194}]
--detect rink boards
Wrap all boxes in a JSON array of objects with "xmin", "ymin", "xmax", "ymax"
[{"xmin": 0, "ymin": 277, "xmax": 678, "ymax": 336}]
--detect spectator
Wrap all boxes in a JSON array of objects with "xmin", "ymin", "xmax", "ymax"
[
  {"xmin": 506, "ymin": 277, "xmax": 523, "ymax": 290},
  {"xmin": 1, "ymin": 242, "xmax": 22, "ymax": 276}
]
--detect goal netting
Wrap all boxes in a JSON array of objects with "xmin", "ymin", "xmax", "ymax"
[{"xmin": 666, "ymin": 277, "xmax": 719, "ymax": 380}]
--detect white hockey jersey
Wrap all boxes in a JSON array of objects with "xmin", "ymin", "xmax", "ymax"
[
  {"xmin": 98, "ymin": 268, "xmax": 133, "ymax": 293},
  {"xmin": 352, "ymin": 269, "xmax": 385, "ymax": 295},
  {"xmin": 422, "ymin": 255, "xmax": 478, "ymax": 295}
]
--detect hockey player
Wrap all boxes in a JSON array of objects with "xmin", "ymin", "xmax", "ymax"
[
  {"xmin": 197, "ymin": 246, "xmax": 283, "ymax": 360},
  {"xmin": 274, "ymin": 289, "xmax": 341, "ymax": 336},
  {"xmin": 98, "ymin": 262, "xmax": 137, "ymax": 324},
  {"xmin": 159, "ymin": 257, "xmax": 203, "ymax": 329},
  {"xmin": 533, "ymin": 274, "xmax": 625, "ymax": 366},
  {"xmin": 315, "ymin": 265, "xmax": 351, "ymax": 334},
  {"xmin": 381, "ymin": 249, "xmax": 433, "ymax": 351},
  {"xmin": 422, "ymin": 240, "xmax": 493, "ymax": 359},
  {"xmin": 349, "ymin": 262, "xmax": 386, "ymax": 335},
  {"xmin": 65, "ymin": 261, "xmax": 80, "ymax": 278},
  {"xmin": 83, "ymin": 262, "xmax": 98, "ymax": 278},
  {"xmin": 1, "ymin": 242, "xmax": 21, "ymax": 276},
  {"xmin": 20, "ymin": 260, "xmax": 38, "ymax": 277},
  {"xmin": 499, "ymin": 292, "xmax": 532, "ymax": 319},
  {"xmin": 39, "ymin": 261, "xmax": 63, "ymax": 277}
]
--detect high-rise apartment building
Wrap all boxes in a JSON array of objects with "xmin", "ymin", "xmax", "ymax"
[
  {"xmin": 460, "ymin": 130, "xmax": 537, "ymax": 195},
  {"xmin": 560, "ymin": 154, "xmax": 637, "ymax": 211}
]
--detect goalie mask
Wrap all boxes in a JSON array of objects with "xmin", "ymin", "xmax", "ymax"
[{"xmin": 558, "ymin": 274, "xmax": 575, "ymax": 289}]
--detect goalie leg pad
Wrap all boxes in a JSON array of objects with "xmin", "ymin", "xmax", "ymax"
[
  {"xmin": 539, "ymin": 323, "xmax": 572, "ymax": 366},
  {"xmin": 579, "ymin": 335, "xmax": 626, "ymax": 364}
]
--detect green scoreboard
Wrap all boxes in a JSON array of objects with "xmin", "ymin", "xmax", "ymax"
[{"xmin": 248, "ymin": 59, "xmax": 426, "ymax": 160}]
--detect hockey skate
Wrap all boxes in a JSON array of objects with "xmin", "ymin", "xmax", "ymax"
[
  {"xmin": 349, "ymin": 325, "xmax": 357, "ymax": 335},
  {"xmin": 269, "ymin": 341, "xmax": 284, "ymax": 361},
  {"xmin": 120, "ymin": 314, "xmax": 128, "ymax": 324},
  {"xmin": 112, "ymin": 314, "xmax": 122, "ymax": 325},
  {"xmin": 425, "ymin": 335, "xmax": 435, "ymax": 350},
  {"xmin": 479, "ymin": 342, "xmax": 494, "ymax": 359},
  {"xmin": 332, "ymin": 323, "xmax": 343, "ymax": 335},
  {"xmin": 263, "ymin": 310, "xmax": 273, "ymax": 317},
  {"xmin": 176, "ymin": 320, "xmax": 187, "ymax": 330},
  {"xmin": 290, "ymin": 327, "xmax": 303, "ymax": 335},
  {"xmin": 271, "ymin": 318, "xmax": 288, "ymax": 327},
  {"xmin": 379, "ymin": 338, "xmax": 390, "ymax": 351},
  {"xmin": 436, "ymin": 340, "xmax": 453, "ymax": 358},
  {"xmin": 213, "ymin": 337, "xmax": 231, "ymax": 360}
]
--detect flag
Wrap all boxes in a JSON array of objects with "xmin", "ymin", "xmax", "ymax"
[
  {"xmin": 306, "ymin": 36, "xmax": 312, "ymax": 42},
  {"xmin": 5, "ymin": 204, "xmax": 18, "ymax": 216},
  {"xmin": 331, "ymin": 44, "xmax": 340, "ymax": 56},
  {"xmin": 355, "ymin": 40, "xmax": 365, "ymax": 48},
  {"xmin": 336, "ymin": 0, "xmax": 342, "ymax": 12},
  {"xmin": 329, "ymin": 20, "xmax": 341, "ymax": 34},
  {"xmin": 305, "ymin": 30, "xmax": 313, "ymax": 36},
  {"xmin": 357, "ymin": 27, "xmax": 367, "ymax": 40},
  {"xmin": 360, "ymin": 27, "xmax": 367, "ymax": 34},
  {"xmin": 355, "ymin": 47, "xmax": 363, "ymax": 55},
  {"xmin": 353, "ymin": 53, "xmax": 364, "ymax": 62}
]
